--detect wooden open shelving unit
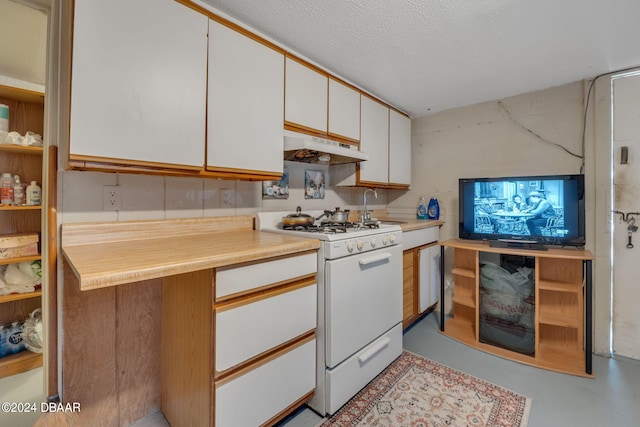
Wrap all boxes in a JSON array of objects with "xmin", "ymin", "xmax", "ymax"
[
  {"xmin": 0, "ymin": 84, "xmax": 46, "ymax": 379},
  {"xmin": 439, "ymin": 239, "xmax": 594, "ymax": 378}
]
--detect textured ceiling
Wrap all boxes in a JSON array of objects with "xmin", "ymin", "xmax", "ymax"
[{"xmin": 202, "ymin": 0, "xmax": 640, "ymax": 118}]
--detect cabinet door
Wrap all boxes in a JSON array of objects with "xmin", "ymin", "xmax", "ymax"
[
  {"xmin": 70, "ymin": 0, "xmax": 207, "ymax": 167},
  {"xmin": 389, "ymin": 109, "xmax": 411, "ymax": 186},
  {"xmin": 328, "ymin": 79, "xmax": 360, "ymax": 141},
  {"xmin": 419, "ymin": 243, "xmax": 440, "ymax": 312},
  {"xmin": 285, "ymin": 57, "xmax": 328, "ymax": 133},
  {"xmin": 359, "ymin": 96, "xmax": 389, "ymax": 184},
  {"xmin": 208, "ymin": 21, "xmax": 284, "ymax": 174}
]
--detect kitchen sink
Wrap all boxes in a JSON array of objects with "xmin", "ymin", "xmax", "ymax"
[{"xmin": 378, "ymin": 220, "xmax": 408, "ymax": 224}]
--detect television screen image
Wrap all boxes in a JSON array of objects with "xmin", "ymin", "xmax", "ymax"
[{"xmin": 459, "ymin": 175, "xmax": 585, "ymax": 247}]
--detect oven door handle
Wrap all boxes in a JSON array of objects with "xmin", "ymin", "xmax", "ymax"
[
  {"xmin": 358, "ymin": 252, "xmax": 392, "ymax": 266},
  {"xmin": 358, "ymin": 336, "xmax": 391, "ymax": 364}
]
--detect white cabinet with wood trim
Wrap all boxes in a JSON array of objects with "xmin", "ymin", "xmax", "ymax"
[
  {"xmin": 328, "ymin": 78, "xmax": 360, "ymax": 142},
  {"xmin": 285, "ymin": 57, "xmax": 328, "ymax": 134},
  {"xmin": 69, "ymin": 0, "xmax": 208, "ymax": 169},
  {"xmin": 359, "ymin": 95, "xmax": 390, "ymax": 184},
  {"xmin": 207, "ymin": 20, "xmax": 284, "ymax": 176},
  {"xmin": 212, "ymin": 253, "xmax": 317, "ymax": 426},
  {"xmin": 389, "ymin": 109, "xmax": 412, "ymax": 186},
  {"xmin": 333, "ymin": 95, "xmax": 411, "ymax": 189},
  {"xmin": 402, "ymin": 226, "xmax": 440, "ymax": 328},
  {"xmin": 161, "ymin": 248, "xmax": 318, "ymax": 427}
]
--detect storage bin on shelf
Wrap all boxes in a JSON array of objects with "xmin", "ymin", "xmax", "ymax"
[{"xmin": 0, "ymin": 233, "xmax": 39, "ymax": 259}]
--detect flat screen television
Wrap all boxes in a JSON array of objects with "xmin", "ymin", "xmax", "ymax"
[{"xmin": 459, "ymin": 174, "xmax": 585, "ymax": 248}]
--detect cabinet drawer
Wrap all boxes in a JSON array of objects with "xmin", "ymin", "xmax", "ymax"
[
  {"xmin": 215, "ymin": 337, "xmax": 316, "ymax": 427},
  {"xmin": 215, "ymin": 282, "xmax": 317, "ymax": 373},
  {"xmin": 215, "ymin": 252, "xmax": 316, "ymax": 300},
  {"xmin": 403, "ymin": 227, "xmax": 440, "ymax": 250}
]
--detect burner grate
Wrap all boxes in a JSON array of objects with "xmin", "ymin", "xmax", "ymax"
[{"xmin": 281, "ymin": 220, "xmax": 379, "ymax": 234}]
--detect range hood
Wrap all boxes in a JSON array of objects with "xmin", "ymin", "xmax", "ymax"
[{"xmin": 283, "ymin": 130, "xmax": 369, "ymax": 165}]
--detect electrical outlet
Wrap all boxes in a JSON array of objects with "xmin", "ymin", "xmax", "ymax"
[
  {"xmin": 221, "ymin": 188, "xmax": 235, "ymax": 207},
  {"xmin": 103, "ymin": 185, "xmax": 122, "ymax": 211}
]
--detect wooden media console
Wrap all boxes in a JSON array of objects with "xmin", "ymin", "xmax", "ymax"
[{"xmin": 439, "ymin": 239, "xmax": 594, "ymax": 377}]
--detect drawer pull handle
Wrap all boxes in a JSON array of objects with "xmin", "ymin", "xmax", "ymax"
[
  {"xmin": 358, "ymin": 253, "xmax": 392, "ymax": 266},
  {"xmin": 358, "ymin": 337, "xmax": 391, "ymax": 364}
]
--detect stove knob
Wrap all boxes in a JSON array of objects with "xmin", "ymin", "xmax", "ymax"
[
  {"xmin": 389, "ymin": 234, "xmax": 397, "ymax": 244},
  {"xmin": 347, "ymin": 241, "xmax": 355, "ymax": 252},
  {"xmin": 370, "ymin": 238, "xmax": 377, "ymax": 248},
  {"xmin": 382, "ymin": 235, "xmax": 390, "ymax": 245},
  {"xmin": 357, "ymin": 241, "xmax": 365, "ymax": 251}
]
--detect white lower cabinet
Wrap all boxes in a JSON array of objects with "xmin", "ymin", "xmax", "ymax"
[
  {"xmin": 215, "ymin": 252, "xmax": 316, "ymax": 300},
  {"xmin": 213, "ymin": 253, "xmax": 318, "ymax": 426},
  {"xmin": 161, "ymin": 250, "xmax": 317, "ymax": 427},
  {"xmin": 215, "ymin": 282, "xmax": 317, "ymax": 373},
  {"xmin": 419, "ymin": 243, "xmax": 441, "ymax": 312},
  {"xmin": 215, "ymin": 338, "xmax": 316, "ymax": 427},
  {"xmin": 402, "ymin": 227, "xmax": 441, "ymax": 327}
]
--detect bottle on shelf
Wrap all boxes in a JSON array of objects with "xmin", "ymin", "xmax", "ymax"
[
  {"xmin": 417, "ymin": 195, "xmax": 428, "ymax": 220},
  {"xmin": 427, "ymin": 197, "xmax": 440, "ymax": 220},
  {"xmin": 13, "ymin": 174, "xmax": 24, "ymax": 206},
  {"xmin": 0, "ymin": 103, "xmax": 8, "ymax": 132},
  {"xmin": 1, "ymin": 172, "xmax": 14, "ymax": 205},
  {"xmin": 26, "ymin": 181, "xmax": 41, "ymax": 206}
]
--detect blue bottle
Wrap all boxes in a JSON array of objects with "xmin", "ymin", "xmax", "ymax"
[
  {"xmin": 427, "ymin": 198, "xmax": 440, "ymax": 220},
  {"xmin": 416, "ymin": 196, "xmax": 428, "ymax": 220}
]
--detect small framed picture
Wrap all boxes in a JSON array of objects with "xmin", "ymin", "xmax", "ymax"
[
  {"xmin": 262, "ymin": 167, "xmax": 289, "ymax": 199},
  {"xmin": 304, "ymin": 169, "xmax": 325, "ymax": 199},
  {"xmin": 529, "ymin": 181, "xmax": 538, "ymax": 187}
]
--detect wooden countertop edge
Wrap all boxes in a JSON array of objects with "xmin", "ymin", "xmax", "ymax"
[
  {"xmin": 374, "ymin": 215, "xmax": 444, "ymax": 232},
  {"xmin": 395, "ymin": 219, "xmax": 444, "ymax": 232},
  {"xmin": 62, "ymin": 227, "xmax": 320, "ymax": 291},
  {"xmin": 440, "ymin": 238, "xmax": 595, "ymax": 259}
]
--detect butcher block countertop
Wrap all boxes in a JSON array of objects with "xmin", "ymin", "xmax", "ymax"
[
  {"xmin": 61, "ymin": 216, "xmax": 320, "ymax": 291},
  {"xmin": 388, "ymin": 218, "xmax": 444, "ymax": 232},
  {"xmin": 348, "ymin": 209, "xmax": 444, "ymax": 232}
]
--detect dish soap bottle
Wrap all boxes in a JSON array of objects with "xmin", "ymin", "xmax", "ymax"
[
  {"xmin": 417, "ymin": 196, "xmax": 428, "ymax": 220},
  {"xmin": 427, "ymin": 197, "xmax": 440, "ymax": 220}
]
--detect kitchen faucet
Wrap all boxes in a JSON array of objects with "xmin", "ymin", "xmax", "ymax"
[{"xmin": 361, "ymin": 188, "xmax": 378, "ymax": 222}]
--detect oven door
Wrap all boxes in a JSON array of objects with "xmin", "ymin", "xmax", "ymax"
[{"xmin": 324, "ymin": 244, "xmax": 402, "ymax": 368}]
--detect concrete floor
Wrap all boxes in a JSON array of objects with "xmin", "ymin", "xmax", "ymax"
[
  {"xmin": 279, "ymin": 313, "xmax": 640, "ymax": 427},
  {"xmin": 58, "ymin": 312, "xmax": 640, "ymax": 427}
]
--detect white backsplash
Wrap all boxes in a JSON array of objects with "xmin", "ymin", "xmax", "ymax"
[{"xmin": 59, "ymin": 161, "xmax": 387, "ymax": 224}]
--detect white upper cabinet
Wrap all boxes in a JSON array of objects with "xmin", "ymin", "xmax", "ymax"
[
  {"xmin": 328, "ymin": 79, "xmax": 360, "ymax": 142},
  {"xmin": 207, "ymin": 20, "xmax": 284, "ymax": 175},
  {"xmin": 70, "ymin": 0, "xmax": 207, "ymax": 168},
  {"xmin": 388, "ymin": 109, "xmax": 411, "ymax": 186},
  {"xmin": 359, "ymin": 96, "xmax": 389, "ymax": 184},
  {"xmin": 285, "ymin": 57, "xmax": 328, "ymax": 134}
]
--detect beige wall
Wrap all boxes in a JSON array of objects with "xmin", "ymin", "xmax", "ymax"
[{"xmin": 389, "ymin": 81, "xmax": 586, "ymax": 241}]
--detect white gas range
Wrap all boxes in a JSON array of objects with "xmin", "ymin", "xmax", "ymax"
[{"xmin": 256, "ymin": 210, "xmax": 403, "ymax": 416}]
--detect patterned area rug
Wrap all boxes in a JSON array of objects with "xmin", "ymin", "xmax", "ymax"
[{"xmin": 319, "ymin": 351, "xmax": 531, "ymax": 427}]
